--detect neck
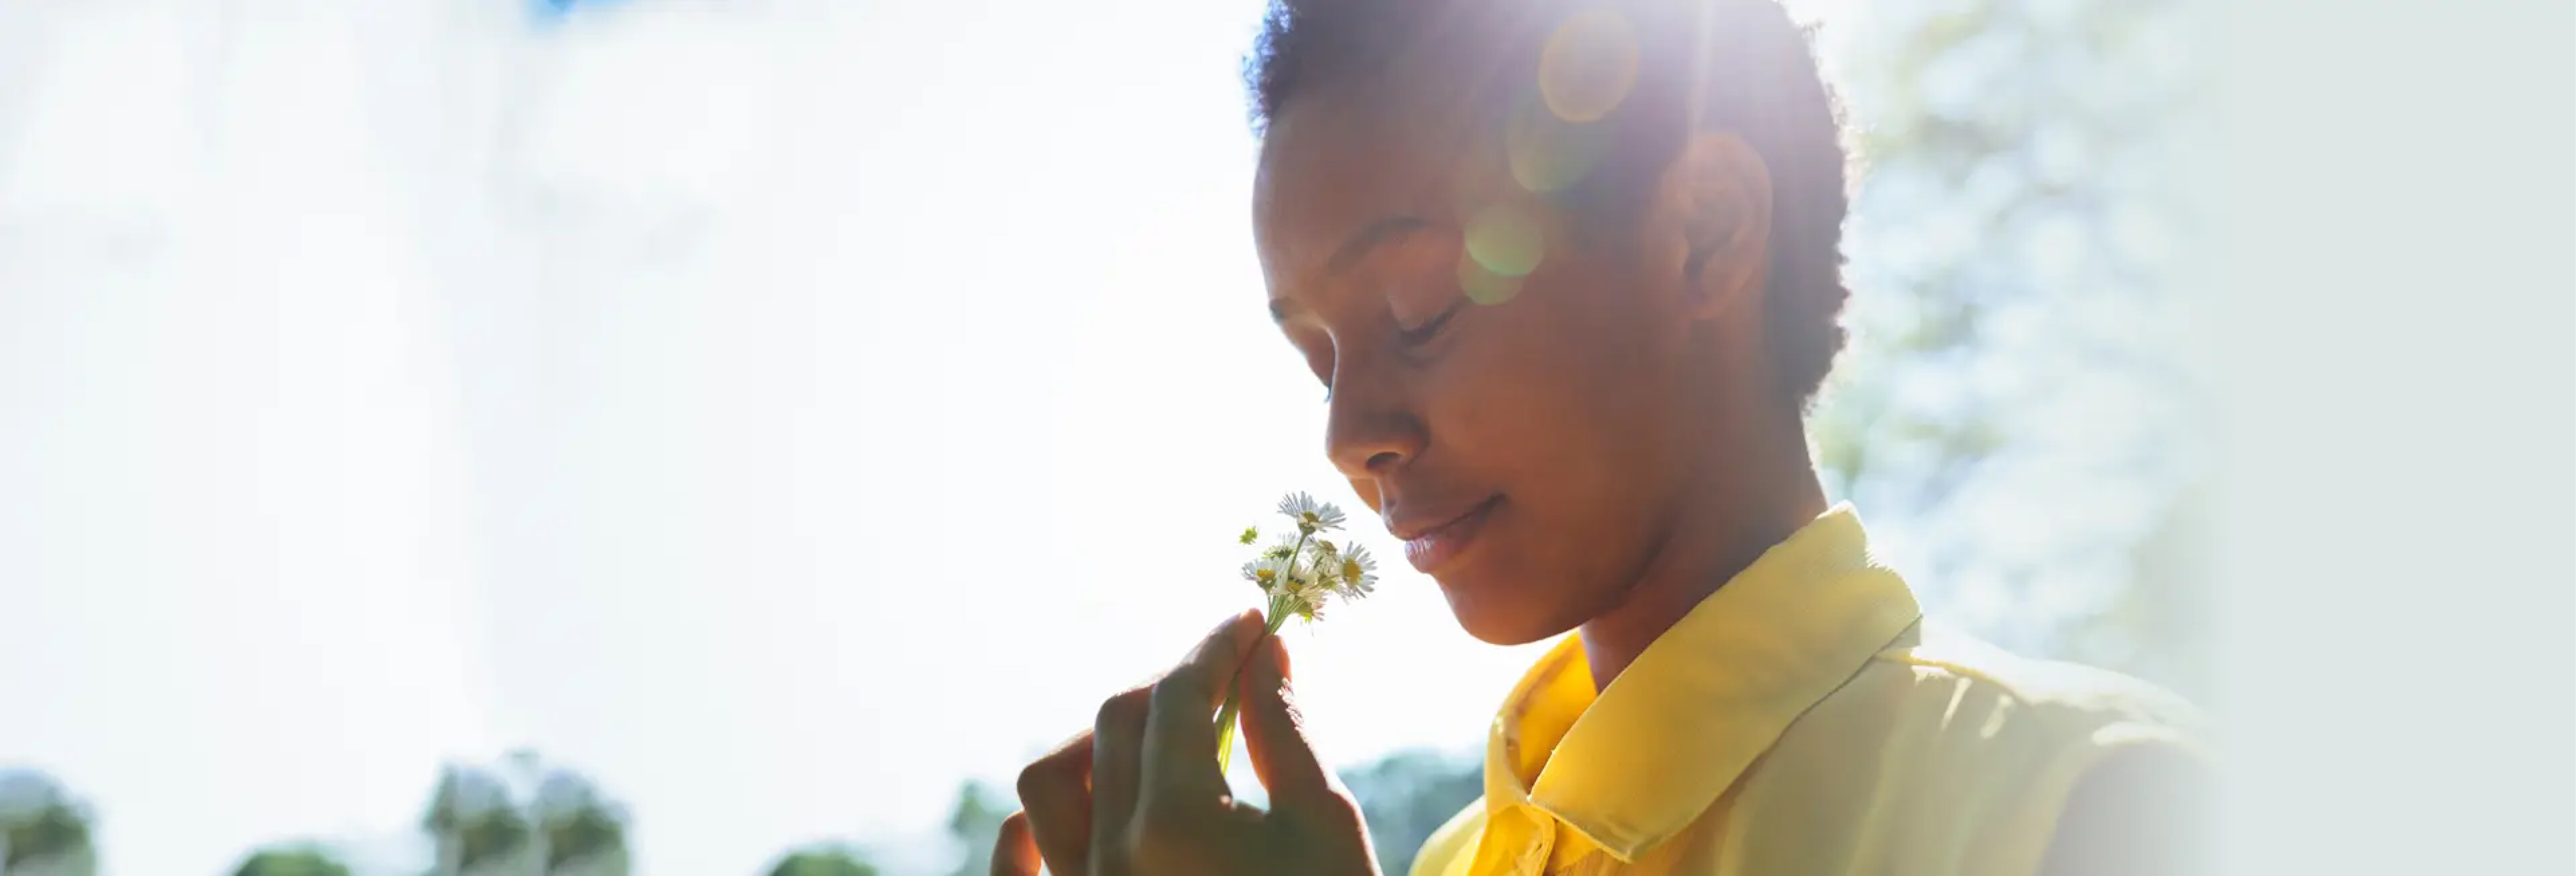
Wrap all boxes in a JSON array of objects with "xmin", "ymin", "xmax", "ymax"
[{"xmin": 1577, "ymin": 405, "xmax": 1828, "ymax": 693}]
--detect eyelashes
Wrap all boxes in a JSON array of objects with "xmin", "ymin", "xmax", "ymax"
[
  {"xmin": 1312, "ymin": 293, "xmax": 1468, "ymax": 405},
  {"xmin": 1396, "ymin": 298, "xmax": 1467, "ymax": 348}
]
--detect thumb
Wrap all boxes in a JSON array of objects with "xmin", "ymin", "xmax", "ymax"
[{"xmin": 1240, "ymin": 634, "xmax": 1336, "ymax": 805}]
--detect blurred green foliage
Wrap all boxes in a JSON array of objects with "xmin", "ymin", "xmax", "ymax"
[
  {"xmin": 421, "ymin": 752, "xmax": 631, "ymax": 876},
  {"xmin": 0, "ymin": 770, "xmax": 95, "ymax": 876},
  {"xmin": 1341, "ymin": 749, "xmax": 1483, "ymax": 876},
  {"xmin": 763, "ymin": 846, "xmax": 880, "ymax": 876},
  {"xmin": 1805, "ymin": 0, "xmax": 2206, "ymax": 697},
  {"xmin": 937, "ymin": 782, "xmax": 1010, "ymax": 876},
  {"xmin": 232, "ymin": 845, "xmax": 355, "ymax": 876}
]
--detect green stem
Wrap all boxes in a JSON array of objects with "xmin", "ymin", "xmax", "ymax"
[
  {"xmin": 1285, "ymin": 530, "xmax": 1312, "ymax": 584},
  {"xmin": 1216, "ymin": 526, "xmax": 1313, "ymax": 776},
  {"xmin": 1214, "ymin": 596, "xmax": 1292, "ymax": 777}
]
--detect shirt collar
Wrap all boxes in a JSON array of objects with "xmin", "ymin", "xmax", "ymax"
[{"xmin": 1480, "ymin": 503, "xmax": 1923, "ymax": 861}]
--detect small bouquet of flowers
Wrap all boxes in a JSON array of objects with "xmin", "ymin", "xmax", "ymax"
[{"xmin": 1215, "ymin": 492, "xmax": 1380, "ymax": 774}]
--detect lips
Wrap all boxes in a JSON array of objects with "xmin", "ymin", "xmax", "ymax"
[{"xmin": 1388, "ymin": 495, "xmax": 1502, "ymax": 573}]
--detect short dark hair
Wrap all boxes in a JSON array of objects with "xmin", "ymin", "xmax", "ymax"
[{"xmin": 1247, "ymin": 0, "xmax": 1851, "ymax": 406}]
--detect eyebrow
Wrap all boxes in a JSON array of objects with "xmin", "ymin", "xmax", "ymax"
[{"xmin": 1327, "ymin": 215, "xmax": 1430, "ymax": 275}]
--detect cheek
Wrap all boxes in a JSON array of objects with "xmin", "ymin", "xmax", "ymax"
[
  {"xmin": 1420, "ymin": 291, "xmax": 1684, "ymax": 638},
  {"xmin": 1417, "ymin": 300, "xmax": 1685, "ymax": 538},
  {"xmin": 1442, "ymin": 270, "xmax": 1688, "ymax": 545}
]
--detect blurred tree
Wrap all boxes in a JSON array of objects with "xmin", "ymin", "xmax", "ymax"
[
  {"xmin": 420, "ymin": 753, "xmax": 631, "ymax": 876},
  {"xmin": 0, "ymin": 770, "xmax": 96, "ymax": 876},
  {"xmin": 230, "ymin": 844, "xmax": 353, "ymax": 876},
  {"xmin": 1806, "ymin": 0, "xmax": 2206, "ymax": 689},
  {"xmin": 423, "ymin": 764, "xmax": 531, "ymax": 876},
  {"xmin": 941, "ymin": 781, "xmax": 1009, "ymax": 876},
  {"xmin": 765, "ymin": 845, "xmax": 881, "ymax": 876},
  {"xmin": 1339, "ymin": 749, "xmax": 1481, "ymax": 876},
  {"xmin": 531, "ymin": 770, "xmax": 631, "ymax": 876}
]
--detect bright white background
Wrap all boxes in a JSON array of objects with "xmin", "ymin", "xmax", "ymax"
[{"xmin": 0, "ymin": 1, "xmax": 1565, "ymax": 872}]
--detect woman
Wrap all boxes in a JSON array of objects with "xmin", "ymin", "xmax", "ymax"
[{"xmin": 994, "ymin": 0, "xmax": 2209, "ymax": 874}]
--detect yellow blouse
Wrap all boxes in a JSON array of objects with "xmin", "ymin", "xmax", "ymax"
[{"xmin": 1410, "ymin": 505, "xmax": 2204, "ymax": 876}]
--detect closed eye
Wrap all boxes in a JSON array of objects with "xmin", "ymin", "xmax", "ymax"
[{"xmin": 1397, "ymin": 299, "xmax": 1467, "ymax": 348}]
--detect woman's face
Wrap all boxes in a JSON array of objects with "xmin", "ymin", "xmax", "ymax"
[{"xmin": 1252, "ymin": 86, "xmax": 1744, "ymax": 646}]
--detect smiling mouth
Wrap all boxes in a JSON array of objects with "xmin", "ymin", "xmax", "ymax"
[{"xmin": 1396, "ymin": 496, "xmax": 1502, "ymax": 573}]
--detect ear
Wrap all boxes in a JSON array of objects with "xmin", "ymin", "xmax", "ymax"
[{"xmin": 1645, "ymin": 132, "xmax": 1773, "ymax": 321}]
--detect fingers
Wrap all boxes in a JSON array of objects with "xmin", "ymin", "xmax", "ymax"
[
  {"xmin": 1139, "ymin": 609, "xmax": 1265, "ymax": 798},
  {"xmin": 991, "ymin": 811, "xmax": 1041, "ymax": 876},
  {"xmin": 1014, "ymin": 730, "xmax": 1094, "ymax": 876},
  {"xmin": 1240, "ymin": 634, "xmax": 1336, "ymax": 804},
  {"xmin": 1089, "ymin": 686, "xmax": 1152, "ymax": 858}
]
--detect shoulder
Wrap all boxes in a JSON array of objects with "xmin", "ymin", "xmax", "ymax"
[
  {"xmin": 2036, "ymin": 740, "xmax": 2215, "ymax": 876},
  {"xmin": 1861, "ymin": 620, "xmax": 2208, "ymax": 755},
  {"xmin": 1803, "ymin": 621, "xmax": 2211, "ymax": 874},
  {"xmin": 1405, "ymin": 796, "xmax": 1489, "ymax": 876}
]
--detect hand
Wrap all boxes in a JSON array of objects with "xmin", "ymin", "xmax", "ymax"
[{"xmin": 994, "ymin": 609, "xmax": 1380, "ymax": 876}]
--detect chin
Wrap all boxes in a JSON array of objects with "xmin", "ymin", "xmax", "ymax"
[{"xmin": 1436, "ymin": 570, "xmax": 1582, "ymax": 647}]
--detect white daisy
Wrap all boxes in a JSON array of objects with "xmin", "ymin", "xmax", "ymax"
[
  {"xmin": 1277, "ymin": 492, "xmax": 1322, "ymax": 520},
  {"xmin": 1279, "ymin": 492, "xmax": 1351, "ymax": 535},
  {"xmin": 1241, "ymin": 555, "xmax": 1295, "ymax": 593},
  {"xmin": 1277, "ymin": 581, "xmax": 1326, "ymax": 621},
  {"xmin": 1308, "ymin": 558, "xmax": 1343, "ymax": 595},
  {"xmin": 1309, "ymin": 501, "xmax": 1349, "ymax": 533},
  {"xmin": 1264, "ymin": 570, "xmax": 1313, "ymax": 615},
  {"xmin": 1216, "ymin": 491, "xmax": 1385, "ymax": 776},
  {"xmin": 1262, "ymin": 535, "xmax": 1302, "ymax": 562},
  {"xmin": 1332, "ymin": 544, "xmax": 1380, "ymax": 598}
]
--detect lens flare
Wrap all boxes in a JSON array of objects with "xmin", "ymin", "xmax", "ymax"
[
  {"xmin": 1464, "ymin": 202, "xmax": 1545, "ymax": 280},
  {"xmin": 1506, "ymin": 95, "xmax": 1614, "ymax": 193},
  {"xmin": 1458, "ymin": 254, "xmax": 1526, "ymax": 306},
  {"xmin": 1462, "ymin": 202, "xmax": 1544, "ymax": 306},
  {"xmin": 1539, "ymin": 9, "xmax": 1640, "ymax": 124}
]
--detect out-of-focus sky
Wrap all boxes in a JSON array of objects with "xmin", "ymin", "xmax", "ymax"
[{"xmin": 0, "ymin": 0, "xmax": 1897, "ymax": 873}]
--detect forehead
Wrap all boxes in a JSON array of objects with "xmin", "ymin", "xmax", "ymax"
[{"xmin": 1252, "ymin": 82, "xmax": 1501, "ymax": 286}]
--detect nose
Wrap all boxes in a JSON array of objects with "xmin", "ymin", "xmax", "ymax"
[{"xmin": 1323, "ymin": 356, "xmax": 1425, "ymax": 481}]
